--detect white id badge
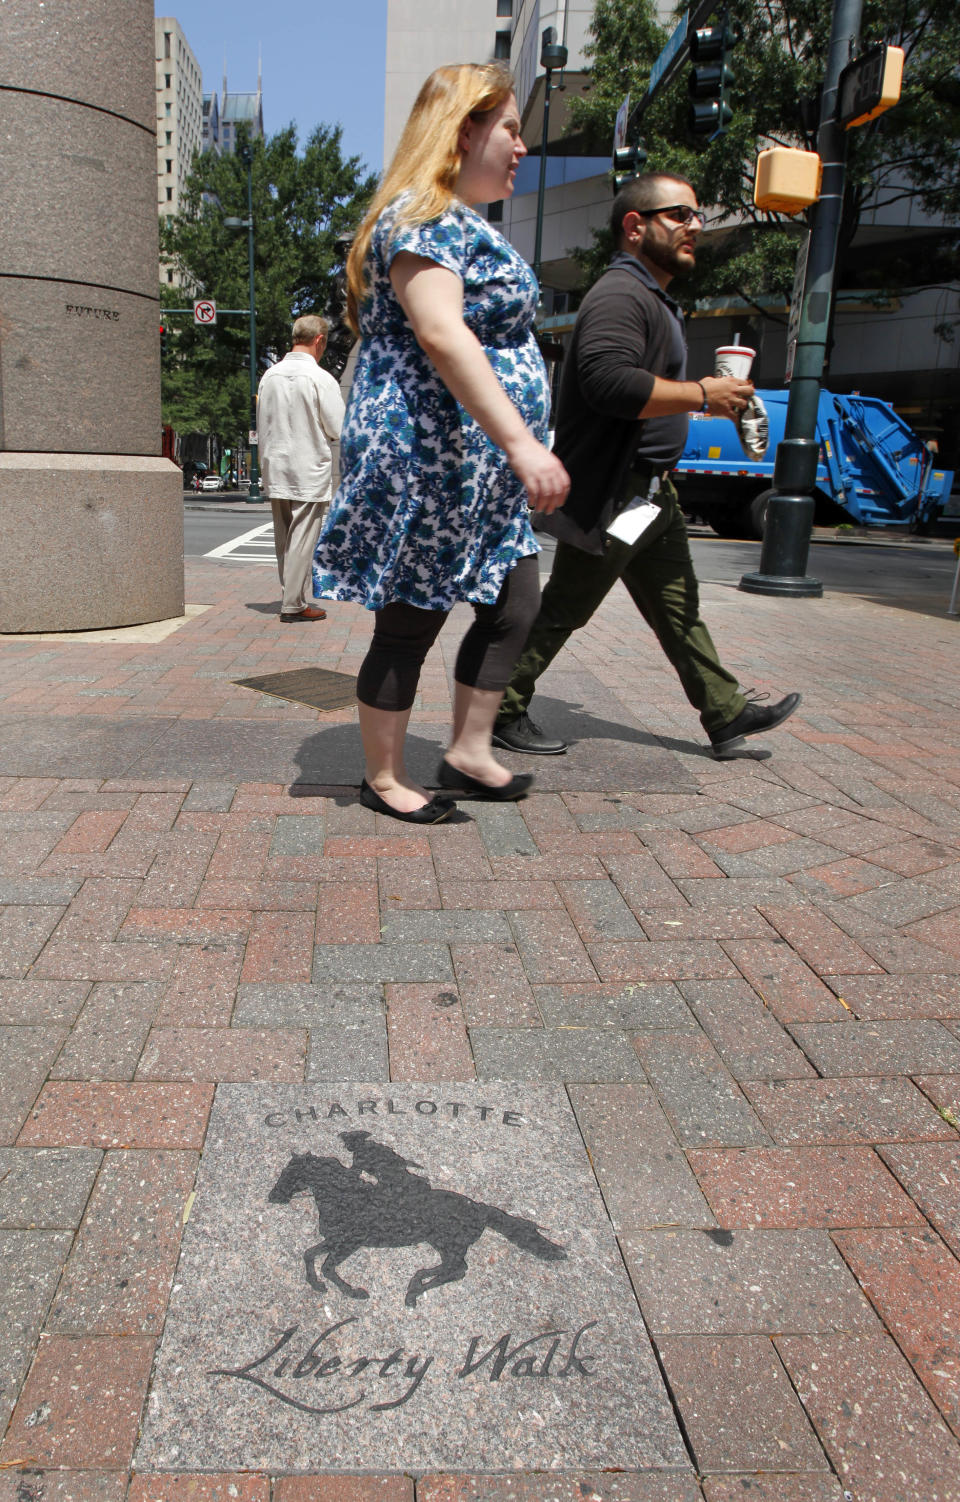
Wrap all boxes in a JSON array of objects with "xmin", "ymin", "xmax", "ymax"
[{"xmin": 605, "ymin": 496, "xmax": 661, "ymax": 545}]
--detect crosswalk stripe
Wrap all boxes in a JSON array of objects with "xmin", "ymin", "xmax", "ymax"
[{"xmin": 204, "ymin": 522, "xmax": 276, "ymax": 564}]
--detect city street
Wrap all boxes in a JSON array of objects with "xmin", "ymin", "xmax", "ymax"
[{"xmin": 184, "ymin": 503, "xmax": 960, "ymax": 621}]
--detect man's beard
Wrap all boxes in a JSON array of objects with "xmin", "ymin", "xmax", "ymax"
[{"xmin": 643, "ymin": 236, "xmax": 695, "ymax": 278}]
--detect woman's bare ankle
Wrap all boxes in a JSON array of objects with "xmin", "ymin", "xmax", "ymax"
[
  {"xmin": 443, "ymin": 750, "xmax": 511, "ymax": 787},
  {"xmin": 365, "ymin": 773, "xmax": 431, "ymax": 812}
]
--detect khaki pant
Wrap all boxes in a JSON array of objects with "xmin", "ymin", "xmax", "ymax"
[
  {"xmin": 270, "ymin": 498, "xmax": 328, "ymax": 614},
  {"xmin": 499, "ymin": 480, "xmax": 745, "ymax": 736}
]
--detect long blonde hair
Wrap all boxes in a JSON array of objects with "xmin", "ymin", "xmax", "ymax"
[{"xmin": 345, "ymin": 62, "xmax": 515, "ymax": 334}]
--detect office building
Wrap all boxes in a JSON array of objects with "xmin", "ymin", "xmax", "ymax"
[
  {"xmin": 384, "ymin": 0, "xmax": 507, "ymax": 168},
  {"xmin": 155, "ymin": 17, "xmax": 203, "ymax": 219},
  {"xmin": 202, "ymin": 91, "xmax": 220, "ymax": 154},
  {"xmin": 201, "ymin": 64, "xmax": 264, "ymax": 157},
  {"xmin": 220, "ymin": 63, "xmax": 264, "ymax": 154}
]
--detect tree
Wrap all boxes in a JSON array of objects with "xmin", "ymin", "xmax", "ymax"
[
  {"xmin": 159, "ymin": 123, "xmax": 376, "ymax": 438},
  {"xmin": 568, "ymin": 0, "xmax": 960, "ymax": 318}
]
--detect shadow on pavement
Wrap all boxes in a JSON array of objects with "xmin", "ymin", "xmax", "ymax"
[{"xmin": 292, "ymin": 716, "xmax": 697, "ymax": 796}]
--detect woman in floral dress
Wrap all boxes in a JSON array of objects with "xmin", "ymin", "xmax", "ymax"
[{"xmin": 313, "ymin": 62, "xmax": 569, "ymax": 823}]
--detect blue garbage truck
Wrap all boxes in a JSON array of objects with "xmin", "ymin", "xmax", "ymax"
[{"xmin": 673, "ymin": 388, "xmax": 954, "ymax": 539}]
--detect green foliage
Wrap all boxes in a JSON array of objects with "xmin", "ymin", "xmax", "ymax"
[
  {"xmin": 567, "ymin": 0, "xmax": 960, "ymax": 306},
  {"xmin": 160, "ymin": 122, "xmax": 376, "ymax": 437}
]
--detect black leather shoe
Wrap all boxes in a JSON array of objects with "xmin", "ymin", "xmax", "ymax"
[
  {"xmin": 436, "ymin": 759, "xmax": 533, "ymax": 801},
  {"xmin": 710, "ymin": 692, "xmax": 801, "ymax": 758},
  {"xmin": 491, "ymin": 712, "xmax": 568, "ymax": 756},
  {"xmin": 359, "ymin": 780, "xmax": 454, "ymax": 824}
]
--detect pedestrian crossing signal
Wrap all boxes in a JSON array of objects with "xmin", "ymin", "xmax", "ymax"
[
  {"xmin": 839, "ymin": 44, "xmax": 904, "ymax": 130},
  {"xmin": 754, "ymin": 147, "xmax": 822, "ymax": 214}
]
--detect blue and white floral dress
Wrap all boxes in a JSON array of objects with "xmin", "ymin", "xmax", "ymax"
[{"xmin": 312, "ymin": 197, "xmax": 549, "ymax": 611}]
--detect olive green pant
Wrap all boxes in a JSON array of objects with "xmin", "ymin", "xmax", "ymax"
[{"xmin": 498, "ymin": 484, "xmax": 745, "ymax": 736}]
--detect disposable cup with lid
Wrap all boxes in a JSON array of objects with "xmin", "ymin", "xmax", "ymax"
[{"xmin": 714, "ymin": 345, "xmax": 756, "ymax": 379}]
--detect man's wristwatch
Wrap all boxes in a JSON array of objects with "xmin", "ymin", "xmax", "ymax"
[{"xmin": 696, "ymin": 381, "xmax": 710, "ymax": 413}]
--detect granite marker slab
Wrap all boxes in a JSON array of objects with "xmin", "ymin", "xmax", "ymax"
[{"xmin": 137, "ymin": 1084, "xmax": 686, "ymax": 1474}]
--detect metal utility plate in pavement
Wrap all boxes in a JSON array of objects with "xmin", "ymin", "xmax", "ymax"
[
  {"xmin": 137, "ymin": 1083, "xmax": 687, "ymax": 1474},
  {"xmin": 234, "ymin": 667, "xmax": 358, "ymax": 712}
]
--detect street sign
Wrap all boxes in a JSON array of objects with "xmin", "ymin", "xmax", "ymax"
[
  {"xmin": 838, "ymin": 44, "xmax": 904, "ymax": 130},
  {"xmin": 248, "ymin": 429, "xmax": 258, "ymax": 444},
  {"xmin": 194, "ymin": 299, "xmax": 217, "ymax": 325},
  {"xmin": 648, "ymin": 11, "xmax": 689, "ymax": 95},
  {"xmin": 784, "ymin": 231, "xmax": 810, "ymax": 385}
]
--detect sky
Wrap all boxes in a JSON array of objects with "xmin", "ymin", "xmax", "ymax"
[{"xmin": 162, "ymin": 0, "xmax": 388, "ymax": 174}]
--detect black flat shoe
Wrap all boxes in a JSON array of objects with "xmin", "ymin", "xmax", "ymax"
[
  {"xmin": 436, "ymin": 759, "xmax": 533, "ymax": 802},
  {"xmin": 359, "ymin": 780, "xmax": 454, "ymax": 824}
]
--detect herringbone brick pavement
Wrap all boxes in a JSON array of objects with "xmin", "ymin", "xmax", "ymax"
[{"xmin": 1, "ymin": 551, "xmax": 959, "ymax": 1500}]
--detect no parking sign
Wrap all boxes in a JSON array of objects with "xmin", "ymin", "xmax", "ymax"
[{"xmin": 194, "ymin": 299, "xmax": 217, "ymax": 326}]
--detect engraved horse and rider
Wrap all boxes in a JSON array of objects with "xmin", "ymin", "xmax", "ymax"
[{"xmin": 268, "ymin": 1130, "xmax": 565, "ymax": 1308}]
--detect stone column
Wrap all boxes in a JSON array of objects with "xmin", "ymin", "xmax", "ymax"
[{"xmin": 0, "ymin": 0, "xmax": 184, "ymax": 632}]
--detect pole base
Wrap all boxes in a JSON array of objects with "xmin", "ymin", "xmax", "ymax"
[
  {"xmin": 739, "ymin": 571, "xmax": 823, "ymax": 598},
  {"xmin": 0, "ymin": 454, "xmax": 183, "ymax": 631}
]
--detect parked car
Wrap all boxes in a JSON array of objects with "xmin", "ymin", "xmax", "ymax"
[{"xmin": 200, "ymin": 474, "xmax": 224, "ymax": 492}]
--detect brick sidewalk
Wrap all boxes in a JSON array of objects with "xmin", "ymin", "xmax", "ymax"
[{"xmin": 1, "ymin": 556, "xmax": 959, "ymax": 1500}]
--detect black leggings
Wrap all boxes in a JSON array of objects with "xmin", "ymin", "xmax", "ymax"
[{"xmin": 356, "ymin": 554, "xmax": 541, "ymax": 712}]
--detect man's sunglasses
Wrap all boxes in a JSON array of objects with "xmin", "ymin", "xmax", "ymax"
[{"xmin": 640, "ymin": 205, "xmax": 707, "ymax": 227}]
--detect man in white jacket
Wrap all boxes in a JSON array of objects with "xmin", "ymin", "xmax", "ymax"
[{"xmin": 257, "ymin": 314, "xmax": 345, "ymax": 622}]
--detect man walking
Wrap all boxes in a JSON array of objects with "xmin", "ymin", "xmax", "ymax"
[
  {"xmin": 257, "ymin": 314, "xmax": 345, "ymax": 623},
  {"xmin": 493, "ymin": 173, "xmax": 799, "ymax": 759}
]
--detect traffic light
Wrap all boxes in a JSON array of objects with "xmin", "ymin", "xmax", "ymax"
[
  {"xmin": 688, "ymin": 22, "xmax": 737, "ymax": 137},
  {"xmin": 612, "ymin": 142, "xmax": 648, "ymax": 193},
  {"xmin": 160, "ymin": 323, "xmax": 168, "ymax": 358}
]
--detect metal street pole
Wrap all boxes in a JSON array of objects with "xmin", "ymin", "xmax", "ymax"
[
  {"xmin": 242, "ymin": 145, "xmax": 261, "ymax": 500},
  {"xmin": 740, "ymin": 0, "xmax": 863, "ymax": 597},
  {"xmin": 532, "ymin": 74, "xmax": 552, "ymax": 285},
  {"xmin": 533, "ymin": 28, "xmax": 567, "ymax": 288}
]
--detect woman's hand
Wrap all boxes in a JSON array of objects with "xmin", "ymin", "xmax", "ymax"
[{"xmin": 505, "ymin": 433, "xmax": 570, "ymax": 514}]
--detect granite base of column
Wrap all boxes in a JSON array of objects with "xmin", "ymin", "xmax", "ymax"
[{"xmin": 0, "ymin": 454, "xmax": 184, "ymax": 632}]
